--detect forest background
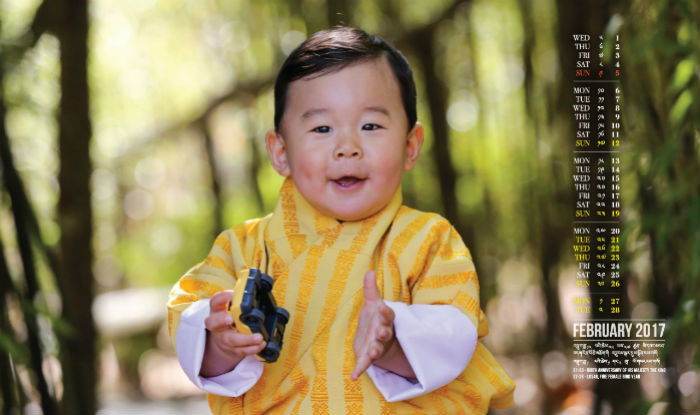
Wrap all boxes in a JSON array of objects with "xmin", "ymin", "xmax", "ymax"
[{"xmin": 0, "ymin": 0, "xmax": 698, "ymax": 413}]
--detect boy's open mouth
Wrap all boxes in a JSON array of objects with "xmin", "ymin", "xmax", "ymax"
[{"xmin": 332, "ymin": 176, "xmax": 366, "ymax": 188}]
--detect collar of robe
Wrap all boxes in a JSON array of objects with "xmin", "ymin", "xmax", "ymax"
[{"xmin": 263, "ymin": 176, "xmax": 403, "ymax": 270}]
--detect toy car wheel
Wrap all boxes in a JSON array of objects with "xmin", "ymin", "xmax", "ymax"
[
  {"xmin": 260, "ymin": 273, "xmax": 274, "ymax": 291},
  {"xmin": 276, "ymin": 307, "xmax": 290, "ymax": 324},
  {"xmin": 242, "ymin": 308, "xmax": 265, "ymax": 326}
]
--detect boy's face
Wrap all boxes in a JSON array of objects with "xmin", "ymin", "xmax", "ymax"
[{"xmin": 266, "ymin": 57, "xmax": 424, "ymax": 222}]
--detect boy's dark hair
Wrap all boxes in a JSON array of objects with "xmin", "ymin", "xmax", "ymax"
[{"xmin": 274, "ymin": 26, "xmax": 417, "ymax": 132}]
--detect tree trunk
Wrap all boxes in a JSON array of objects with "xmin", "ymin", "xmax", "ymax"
[
  {"xmin": 412, "ymin": 28, "xmax": 474, "ymax": 253},
  {"xmin": 0, "ymin": 233, "xmax": 21, "ymax": 415},
  {"xmin": 246, "ymin": 125, "xmax": 265, "ymax": 214},
  {"xmin": 0, "ymin": 76, "xmax": 57, "ymax": 415},
  {"xmin": 201, "ymin": 121, "xmax": 224, "ymax": 238},
  {"xmin": 54, "ymin": 0, "xmax": 96, "ymax": 412}
]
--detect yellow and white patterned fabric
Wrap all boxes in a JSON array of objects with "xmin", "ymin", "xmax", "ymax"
[{"xmin": 168, "ymin": 178, "xmax": 514, "ymax": 414}]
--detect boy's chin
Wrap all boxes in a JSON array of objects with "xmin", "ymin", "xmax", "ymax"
[
  {"xmin": 325, "ymin": 205, "xmax": 384, "ymax": 223},
  {"xmin": 333, "ymin": 213, "xmax": 369, "ymax": 223}
]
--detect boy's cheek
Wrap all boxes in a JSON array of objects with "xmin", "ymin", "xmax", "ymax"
[{"xmin": 289, "ymin": 153, "xmax": 325, "ymax": 178}]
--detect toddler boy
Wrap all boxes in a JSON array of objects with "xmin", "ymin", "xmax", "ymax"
[{"xmin": 168, "ymin": 26, "xmax": 514, "ymax": 414}]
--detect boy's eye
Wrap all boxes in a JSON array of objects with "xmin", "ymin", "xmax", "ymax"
[
  {"xmin": 312, "ymin": 126, "xmax": 331, "ymax": 133},
  {"xmin": 362, "ymin": 123, "xmax": 382, "ymax": 131}
]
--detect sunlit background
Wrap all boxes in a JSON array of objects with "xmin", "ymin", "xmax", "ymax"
[{"xmin": 1, "ymin": 0, "xmax": 698, "ymax": 413}]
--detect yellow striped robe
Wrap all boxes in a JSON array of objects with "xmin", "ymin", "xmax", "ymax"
[{"xmin": 168, "ymin": 178, "xmax": 514, "ymax": 414}]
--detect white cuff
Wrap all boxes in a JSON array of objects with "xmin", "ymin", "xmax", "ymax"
[
  {"xmin": 175, "ymin": 299, "xmax": 263, "ymax": 397},
  {"xmin": 366, "ymin": 302, "xmax": 477, "ymax": 402}
]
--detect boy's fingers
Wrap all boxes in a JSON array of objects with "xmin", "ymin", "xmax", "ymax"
[
  {"xmin": 231, "ymin": 342, "xmax": 267, "ymax": 357},
  {"xmin": 371, "ymin": 340, "xmax": 387, "ymax": 359},
  {"xmin": 378, "ymin": 304, "xmax": 395, "ymax": 324},
  {"xmin": 368, "ymin": 344, "xmax": 379, "ymax": 359},
  {"xmin": 210, "ymin": 290, "xmax": 234, "ymax": 312},
  {"xmin": 351, "ymin": 354, "xmax": 372, "ymax": 381},
  {"xmin": 223, "ymin": 331, "xmax": 264, "ymax": 349},
  {"xmin": 205, "ymin": 312, "xmax": 234, "ymax": 332},
  {"xmin": 376, "ymin": 326, "xmax": 393, "ymax": 342},
  {"xmin": 363, "ymin": 271, "xmax": 381, "ymax": 303},
  {"xmin": 352, "ymin": 340, "xmax": 386, "ymax": 380}
]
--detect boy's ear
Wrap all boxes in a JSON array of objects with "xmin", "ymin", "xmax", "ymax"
[
  {"xmin": 403, "ymin": 122, "xmax": 424, "ymax": 171},
  {"xmin": 266, "ymin": 130, "xmax": 291, "ymax": 176}
]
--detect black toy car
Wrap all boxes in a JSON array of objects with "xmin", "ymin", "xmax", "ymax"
[{"xmin": 227, "ymin": 268, "xmax": 289, "ymax": 363}]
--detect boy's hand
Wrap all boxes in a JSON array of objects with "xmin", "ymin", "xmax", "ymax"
[
  {"xmin": 351, "ymin": 271, "xmax": 397, "ymax": 380},
  {"xmin": 200, "ymin": 290, "xmax": 266, "ymax": 378}
]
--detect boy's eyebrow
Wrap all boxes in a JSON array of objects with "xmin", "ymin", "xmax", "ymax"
[
  {"xmin": 300, "ymin": 106, "xmax": 391, "ymax": 120},
  {"xmin": 301, "ymin": 108, "xmax": 328, "ymax": 119},
  {"xmin": 365, "ymin": 106, "xmax": 391, "ymax": 117}
]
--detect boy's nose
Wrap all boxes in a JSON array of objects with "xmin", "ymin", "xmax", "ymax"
[
  {"xmin": 333, "ymin": 134, "xmax": 363, "ymax": 160},
  {"xmin": 335, "ymin": 147, "xmax": 361, "ymax": 159}
]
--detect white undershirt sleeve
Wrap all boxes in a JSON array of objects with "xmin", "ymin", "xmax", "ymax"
[
  {"xmin": 366, "ymin": 301, "xmax": 478, "ymax": 402},
  {"xmin": 175, "ymin": 299, "xmax": 263, "ymax": 397}
]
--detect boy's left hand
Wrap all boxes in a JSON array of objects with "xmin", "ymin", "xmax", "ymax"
[{"xmin": 351, "ymin": 270, "xmax": 396, "ymax": 380}]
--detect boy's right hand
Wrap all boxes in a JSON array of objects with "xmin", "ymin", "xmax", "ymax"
[{"xmin": 199, "ymin": 290, "xmax": 267, "ymax": 378}]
